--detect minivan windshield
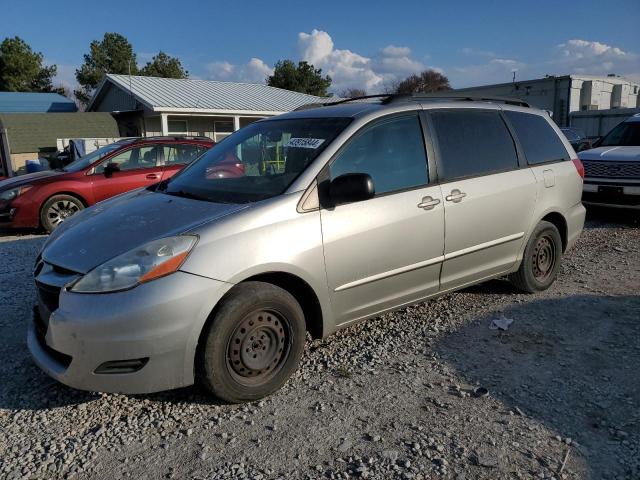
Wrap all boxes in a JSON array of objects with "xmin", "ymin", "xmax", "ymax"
[
  {"xmin": 63, "ymin": 142, "xmax": 128, "ymax": 172},
  {"xmin": 160, "ymin": 117, "xmax": 351, "ymax": 203},
  {"xmin": 598, "ymin": 121, "xmax": 640, "ymax": 147}
]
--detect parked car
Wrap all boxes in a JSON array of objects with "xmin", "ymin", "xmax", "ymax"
[
  {"xmin": 560, "ymin": 127, "xmax": 592, "ymax": 152},
  {"xmin": 0, "ymin": 136, "xmax": 214, "ymax": 232},
  {"xmin": 578, "ymin": 114, "xmax": 640, "ymax": 209},
  {"xmin": 30, "ymin": 95, "xmax": 585, "ymax": 402}
]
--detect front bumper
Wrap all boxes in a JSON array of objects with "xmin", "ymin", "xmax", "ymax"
[
  {"xmin": 582, "ymin": 180, "xmax": 640, "ymax": 209},
  {"xmin": 28, "ymin": 271, "xmax": 232, "ymax": 394}
]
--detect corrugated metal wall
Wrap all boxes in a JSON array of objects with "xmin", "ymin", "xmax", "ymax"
[{"xmin": 570, "ymin": 108, "xmax": 640, "ymax": 137}]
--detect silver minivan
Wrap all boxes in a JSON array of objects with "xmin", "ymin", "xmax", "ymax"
[{"xmin": 30, "ymin": 95, "xmax": 586, "ymax": 402}]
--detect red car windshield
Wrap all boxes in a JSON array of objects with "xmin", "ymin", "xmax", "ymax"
[{"xmin": 161, "ymin": 117, "xmax": 352, "ymax": 203}]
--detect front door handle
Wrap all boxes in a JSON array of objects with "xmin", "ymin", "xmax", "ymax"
[
  {"xmin": 417, "ymin": 196, "xmax": 441, "ymax": 210},
  {"xmin": 146, "ymin": 173, "xmax": 160, "ymax": 180},
  {"xmin": 445, "ymin": 189, "xmax": 466, "ymax": 203}
]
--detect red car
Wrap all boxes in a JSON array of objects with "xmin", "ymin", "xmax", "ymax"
[{"xmin": 0, "ymin": 136, "xmax": 214, "ymax": 232}]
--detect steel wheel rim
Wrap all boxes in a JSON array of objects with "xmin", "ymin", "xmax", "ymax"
[
  {"xmin": 47, "ymin": 200, "xmax": 80, "ymax": 226},
  {"xmin": 227, "ymin": 309, "xmax": 290, "ymax": 386},
  {"xmin": 532, "ymin": 234, "xmax": 556, "ymax": 281}
]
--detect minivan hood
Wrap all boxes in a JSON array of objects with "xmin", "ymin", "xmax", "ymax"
[
  {"xmin": 42, "ymin": 189, "xmax": 249, "ymax": 274},
  {"xmin": 0, "ymin": 170, "xmax": 64, "ymax": 190},
  {"xmin": 578, "ymin": 146, "xmax": 640, "ymax": 162}
]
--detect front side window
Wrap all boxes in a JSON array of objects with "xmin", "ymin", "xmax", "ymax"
[
  {"xmin": 63, "ymin": 142, "xmax": 125, "ymax": 172},
  {"xmin": 95, "ymin": 146, "xmax": 160, "ymax": 173},
  {"xmin": 161, "ymin": 117, "xmax": 351, "ymax": 203},
  {"xmin": 431, "ymin": 110, "xmax": 519, "ymax": 181},
  {"xmin": 598, "ymin": 121, "xmax": 640, "ymax": 147},
  {"xmin": 329, "ymin": 115, "xmax": 428, "ymax": 195},
  {"xmin": 505, "ymin": 111, "xmax": 570, "ymax": 164}
]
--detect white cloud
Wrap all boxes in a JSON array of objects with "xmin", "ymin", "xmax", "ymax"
[
  {"xmin": 203, "ymin": 29, "xmax": 429, "ymax": 94},
  {"xmin": 297, "ymin": 29, "xmax": 382, "ymax": 92},
  {"xmin": 381, "ymin": 45, "xmax": 411, "ymax": 57},
  {"xmin": 450, "ymin": 39, "xmax": 639, "ymax": 87},
  {"xmin": 206, "ymin": 57, "xmax": 273, "ymax": 83},
  {"xmin": 297, "ymin": 29, "xmax": 427, "ymax": 93},
  {"xmin": 552, "ymin": 39, "xmax": 638, "ymax": 77}
]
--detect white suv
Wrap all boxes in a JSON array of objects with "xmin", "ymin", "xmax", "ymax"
[{"xmin": 579, "ymin": 114, "xmax": 640, "ymax": 209}]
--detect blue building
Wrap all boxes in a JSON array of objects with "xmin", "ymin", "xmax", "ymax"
[{"xmin": 0, "ymin": 92, "xmax": 77, "ymax": 113}]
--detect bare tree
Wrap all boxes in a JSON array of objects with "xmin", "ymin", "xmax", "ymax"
[
  {"xmin": 393, "ymin": 70, "xmax": 451, "ymax": 95},
  {"xmin": 339, "ymin": 87, "xmax": 367, "ymax": 98}
]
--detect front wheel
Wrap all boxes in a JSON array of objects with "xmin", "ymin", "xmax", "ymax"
[
  {"xmin": 40, "ymin": 194, "xmax": 85, "ymax": 233},
  {"xmin": 198, "ymin": 282, "xmax": 306, "ymax": 403},
  {"xmin": 509, "ymin": 221, "xmax": 562, "ymax": 293}
]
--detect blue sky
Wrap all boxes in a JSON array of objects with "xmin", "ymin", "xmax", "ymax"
[{"xmin": 2, "ymin": 0, "xmax": 639, "ymax": 93}]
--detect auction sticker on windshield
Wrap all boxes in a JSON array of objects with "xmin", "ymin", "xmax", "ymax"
[{"xmin": 285, "ymin": 138, "xmax": 325, "ymax": 149}]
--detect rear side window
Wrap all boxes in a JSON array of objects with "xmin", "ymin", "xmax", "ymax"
[
  {"xmin": 330, "ymin": 114, "xmax": 428, "ymax": 195},
  {"xmin": 430, "ymin": 110, "xmax": 519, "ymax": 181},
  {"xmin": 505, "ymin": 111, "xmax": 570, "ymax": 164},
  {"xmin": 163, "ymin": 144, "xmax": 208, "ymax": 165}
]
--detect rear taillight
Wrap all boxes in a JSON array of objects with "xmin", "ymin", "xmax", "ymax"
[{"xmin": 572, "ymin": 158, "xmax": 584, "ymax": 179}]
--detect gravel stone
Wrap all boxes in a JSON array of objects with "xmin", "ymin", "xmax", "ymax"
[{"xmin": 1, "ymin": 210, "xmax": 639, "ymax": 479}]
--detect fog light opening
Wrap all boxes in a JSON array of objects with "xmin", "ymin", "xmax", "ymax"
[{"xmin": 94, "ymin": 358, "xmax": 149, "ymax": 374}]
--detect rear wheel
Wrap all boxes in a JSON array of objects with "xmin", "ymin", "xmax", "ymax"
[
  {"xmin": 509, "ymin": 221, "xmax": 562, "ymax": 293},
  {"xmin": 40, "ymin": 194, "xmax": 84, "ymax": 233},
  {"xmin": 198, "ymin": 281, "xmax": 306, "ymax": 403}
]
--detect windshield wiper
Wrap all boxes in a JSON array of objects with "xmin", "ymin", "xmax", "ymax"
[{"xmin": 164, "ymin": 189, "xmax": 210, "ymax": 202}]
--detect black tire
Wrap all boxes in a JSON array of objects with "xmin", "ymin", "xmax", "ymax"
[
  {"xmin": 40, "ymin": 194, "xmax": 84, "ymax": 233},
  {"xmin": 509, "ymin": 221, "xmax": 563, "ymax": 293},
  {"xmin": 198, "ymin": 281, "xmax": 306, "ymax": 403}
]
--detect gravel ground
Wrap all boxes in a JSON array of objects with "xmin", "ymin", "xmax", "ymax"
[{"xmin": 0, "ymin": 208, "xmax": 638, "ymax": 480}]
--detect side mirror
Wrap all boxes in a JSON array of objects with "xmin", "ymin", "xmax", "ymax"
[
  {"xmin": 329, "ymin": 173, "xmax": 375, "ymax": 205},
  {"xmin": 103, "ymin": 163, "xmax": 120, "ymax": 178}
]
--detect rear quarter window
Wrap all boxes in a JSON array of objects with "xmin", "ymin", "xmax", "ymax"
[{"xmin": 505, "ymin": 111, "xmax": 570, "ymax": 165}]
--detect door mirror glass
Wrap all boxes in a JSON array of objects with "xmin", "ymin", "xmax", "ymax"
[
  {"xmin": 329, "ymin": 173, "xmax": 375, "ymax": 205},
  {"xmin": 103, "ymin": 162, "xmax": 120, "ymax": 178}
]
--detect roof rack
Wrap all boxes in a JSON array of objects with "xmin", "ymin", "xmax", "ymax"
[
  {"xmin": 403, "ymin": 92, "xmax": 531, "ymax": 108},
  {"xmin": 142, "ymin": 135, "xmax": 213, "ymax": 142},
  {"xmin": 316, "ymin": 92, "xmax": 531, "ymax": 108},
  {"xmin": 321, "ymin": 94, "xmax": 395, "ymax": 107}
]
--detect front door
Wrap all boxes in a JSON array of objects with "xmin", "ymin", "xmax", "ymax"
[
  {"xmin": 428, "ymin": 109, "xmax": 537, "ymax": 290},
  {"xmin": 90, "ymin": 145, "xmax": 164, "ymax": 203},
  {"xmin": 320, "ymin": 113, "xmax": 445, "ymax": 325}
]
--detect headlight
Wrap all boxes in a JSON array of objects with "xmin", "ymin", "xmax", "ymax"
[
  {"xmin": 0, "ymin": 185, "xmax": 32, "ymax": 201},
  {"xmin": 70, "ymin": 235, "xmax": 197, "ymax": 293}
]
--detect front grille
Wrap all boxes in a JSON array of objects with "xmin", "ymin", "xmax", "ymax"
[
  {"xmin": 583, "ymin": 160, "xmax": 640, "ymax": 179},
  {"xmin": 36, "ymin": 280, "xmax": 62, "ymax": 314},
  {"xmin": 32, "ymin": 306, "xmax": 47, "ymax": 338},
  {"xmin": 33, "ymin": 307, "xmax": 72, "ymax": 368}
]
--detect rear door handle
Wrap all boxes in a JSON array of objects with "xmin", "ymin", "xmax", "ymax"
[
  {"xmin": 417, "ymin": 196, "xmax": 441, "ymax": 210},
  {"xmin": 146, "ymin": 173, "xmax": 160, "ymax": 180},
  {"xmin": 445, "ymin": 189, "xmax": 466, "ymax": 203}
]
